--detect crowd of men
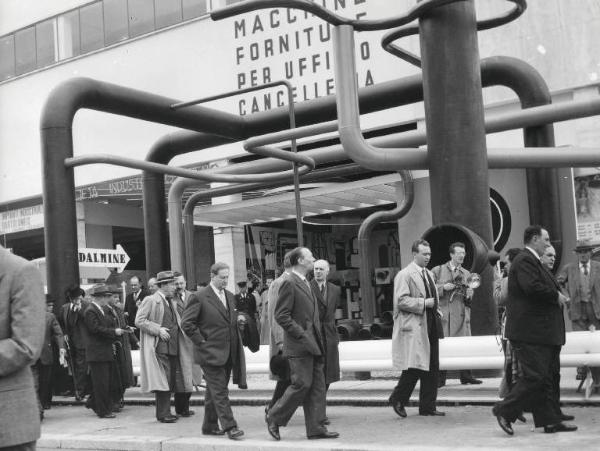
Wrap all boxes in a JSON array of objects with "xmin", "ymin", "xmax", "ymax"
[{"xmin": 3, "ymin": 223, "xmax": 597, "ymax": 448}]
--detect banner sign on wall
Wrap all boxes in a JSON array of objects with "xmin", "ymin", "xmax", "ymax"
[{"xmin": 573, "ymin": 168, "xmax": 600, "ymax": 244}]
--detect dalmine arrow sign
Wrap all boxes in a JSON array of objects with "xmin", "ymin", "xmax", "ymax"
[{"xmin": 78, "ymin": 244, "xmax": 131, "ymax": 273}]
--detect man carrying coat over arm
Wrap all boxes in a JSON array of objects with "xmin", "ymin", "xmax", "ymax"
[{"xmin": 181, "ymin": 262, "xmax": 246, "ymax": 440}]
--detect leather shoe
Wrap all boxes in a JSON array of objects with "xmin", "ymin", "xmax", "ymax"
[
  {"xmin": 392, "ymin": 401, "xmax": 407, "ymax": 418},
  {"xmin": 227, "ymin": 426, "xmax": 244, "ymax": 440},
  {"xmin": 560, "ymin": 413, "xmax": 575, "ymax": 422},
  {"xmin": 460, "ymin": 376, "xmax": 483, "ymax": 385},
  {"xmin": 99, "ymin": 413, "xmax": 116, "ymax": 419},
  {"xmin": 544, "ymin": 422, "xmax": 578, "ymax": 433},
  {"xmin": 494, "ymin": 414, "xmax": 514, "ymax": 436},
  {"xmin": 516, "ymin": 413, "xmax": 527, "ymax": 423},
  {"xmin": 308, "ymin": 431, "xmax": 340, "ymax": 439},
  {"xmin": 321, "ymin": 417, "xmax": 330, "ymax": 425},
  {"xmin": 419, "ymin": 410, "xmax": 445, "ymax": 416},
  {"xmin": 202, "ymin": 428, "xmax": 225, "ymax": 436},
  {"xmin": 158, "ymin": 415, "xmax": 178, "ymax": 423},
  {"xmin": 267, "ymin": 419, "xmax": 280, "ymax": 440},
  {"xmin": 178, "ymin": 410, "xmax": 195, "ymax": 417}
]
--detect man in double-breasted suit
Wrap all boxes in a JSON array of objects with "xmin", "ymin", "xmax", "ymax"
[
  {"xmin": 83, "ymin": 284, "xmax": 130, "ymax": 419},
  {"xmin": 181, "ymin": 262, "xmax": 246, "ymax": 440},
  {"xmin": 0, "ymin": 245, "xmax": 45, "ymax": 450},
  {"xmin": 389, "ymin": 239, "xmax": 444, "ymax": 418},
  {"xmin": 265, "ymin": 247, "xmax": 339, "ymax": 441},
  {"xmin": 493, "ymin": 225, "xmax": 577, "ymax": 435},
  {"xmin": 310, "ymin": 259, "xmax": 340, "ymax": 425}
]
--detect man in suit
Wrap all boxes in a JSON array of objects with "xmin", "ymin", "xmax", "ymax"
[
  {"xmin": 83, "ymin": 284, "xmax": 130, "ymax": 419},
  {"xmin": 493, "ymin": 225, "xmax": 577, "ymax": 435},
  {"xmin": 432, "ymin": 242, "xmax": 481, "ymax": 386},
  {"xmin": 557, "ymin": 242, "xmax": 600, "ymax": 390},
  {"xmin": 541, "ymin": 245, "xmax": 557, "ymax": 272},
  {"xmin": 172, "ymin": 272, "xmax": 197, "ymax": 417},
  {"xmin": 59, "ymin": 285, "xmax": 89, "ymax": 400},
  {"xmin": 124, "ymin": 276, "xmax": 148, "ymax": 340},
  {"xmin": 266, "ymin": 247, "xmax": 339, "ymax": 441},
  {"xmin": 181, "ymin": 262, "xmax": 245, "ymax": 440},
  {"xmin": 310, "ymin": 259, "xmax": 341, "ymax": 425},
  {"xmin": 389, "ymin": 239, "xmax": 444, "ymax": 418},
  {"xmin": 136, "ymin": 270, "xmax": 195, "ymax": 423},
  {"xmin": 35, "ymin": 297, "xmax": 67, "ymax": 411},
  {"xmin": 0, "ymin": 245, "xmax": 45, "ymax": 450}
]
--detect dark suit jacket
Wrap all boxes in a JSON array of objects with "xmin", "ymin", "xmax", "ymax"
[
  {"xmin": 124, "ymin": 288, "xmax": 150, "ymax": 328},
  {"xmin": 181, "ymin": 286, "xmax": 246, "ymax": 386},
  {"xmin": 310, "ymin": 279, "xmax": 341, "ymax": 383},
  {"xmin": 556, "ymin": 260, "xmax": 600, "ymax": 321},
  {"xmin": 59, "ymin": 301, "xmax": 88, "ymax": 350},
  {"xmin": 83, "ymin": 303, "xmax": 118, "ymax": 362},
  {"xmin": 235, "ymin": 292, "xmax": 257, "ymax": 317},
  {"xmin": 275, "ymin": 272, "xmax": 324, "ymax": 358},
  {"xmin": 39, "ymin": 312, "xmax": 65, "ymax": 365},
  {"xmin": 505, "ymin": 248, "xmax": 565, "ymax": 346}
]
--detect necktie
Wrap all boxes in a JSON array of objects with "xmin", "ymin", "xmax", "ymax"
[
  {"xmin": 176, "ymin": 293, "xmax": 184, "ymax": 317},
  {"xmin": 219, "ymin": 290, "xmax": 227, "ymax": 308},
  {"xmin": 320, "ymin": 284, "xmax": 325, "ymax": 297},
  {"xmin": 421, "ymin": 269, "xmax": 432, "ymax": 298},
  {"xmin": 584, "ymin": 264, "xmax": 589, "ymax": 276}
]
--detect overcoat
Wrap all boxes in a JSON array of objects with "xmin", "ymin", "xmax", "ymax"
[
  {"xmin": 310, "ymin": 279, "xmax": 341, "ymax": 384},
  {"xmin": 267, "ymin": 272, "xmax": 289, "ymax": 380},
  {"xmin": 391, "ymin": 262, "xmax": 440, "ymax": 371},
  {"xmin": 39, "ymin": 311, "xmax": 65, "ymax": 366},
  {"xmin": 431, "ymin": 262, "xmax": 472, "ymax": 337},
  {"xmin": 0, "ymin": 246, "xmax": 45, "ymax": 447},
  {"xmin": 135, "ymin": 291, "xmax": 194, "ymax": 393}
]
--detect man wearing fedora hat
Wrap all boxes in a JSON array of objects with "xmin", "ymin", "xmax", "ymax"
[
  {"xmin": 557, "ymin": 241, "xmax": 600, "ymax": 390},
  {"xmin": 83, "ymin": 284, "xmax": 129, "ymax": 419},
  {"xmin": 136, "ymin": 270, "xmax": 194, "ymax": 423}
]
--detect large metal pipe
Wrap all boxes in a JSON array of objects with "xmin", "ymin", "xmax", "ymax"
[
  {"xmin": 143, "ymin": 56, "xmax": 562, "ymax": 275},
  {"xmin": 357, "ymin": 171, "xmax": 415, "ymax": 324},
  {"xmin": 41, "ymin": 78, "xmax": 247, "ymax": 308},
  {"xmin": 419, "ymin": 1, "xmax": 495, "ymax": 335}
]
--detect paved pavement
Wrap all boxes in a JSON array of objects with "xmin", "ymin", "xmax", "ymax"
[{"xmin": 39, "ymin": 369, "xmax": 600, "ymax": 450}]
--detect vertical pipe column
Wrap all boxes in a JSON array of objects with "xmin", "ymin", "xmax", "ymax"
[
  {"xmin": 418, "ymin": 0, "xmax": 496, "ymax": 335},
  {"xmin": 41, "ymin": 126, "xmax": 80, "ymax": 310}
]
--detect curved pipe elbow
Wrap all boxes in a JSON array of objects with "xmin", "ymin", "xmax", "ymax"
[{"xmin": 41, "ymin": 77, "xmax": 98, "ymax": 129}]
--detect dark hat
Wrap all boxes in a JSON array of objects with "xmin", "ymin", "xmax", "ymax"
[
  {"xmin": 237, "ymin": 281, "xmax": 247, "ymax": 288},
  {"xmin": 45, "ymin": 294, "xmax": 56, "ymax": 304},
  {"xmin": 89, "ymin": 283, "xmax": 118, "ymax": 297},
  {"xmin": 574, "ymin": 240, "xmax": 595, "ymax": 253},
  {"xmin": 269, "ymin": 353, "xmax": 290, "ymax": 380},
  {"xmin": 156, "ymin": 270, "xmax": 177, "ymax": 285},
  {"xmin": 65, "ymin": 285, "xmax": 85, "ymax": 299}
]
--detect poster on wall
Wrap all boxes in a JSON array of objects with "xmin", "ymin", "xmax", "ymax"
[{"xmin": 573, "ymin": 168, "xmax": 600, "ymax": 244}]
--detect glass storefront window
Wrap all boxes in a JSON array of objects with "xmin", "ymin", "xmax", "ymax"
[
  {"xmin": 155, "ymin": 0, "xmax": 182, "ymax": 29},
  {"xmin": 0, "ymin": 35, "xmax": 15, "ymax": 80},
  {"xmin": 80, "ymin": 2, "xmax": 105, "ymax": 53},
  {"xmin": 128, "ymin": 0, "xmax": 155, "ymax": 37},
  {"xmin": 15, "ymin": 27, "xmax": 36, "ymax": 75},
  {"xmin": 182, "ymin": 0, "xmax": 208, "ymax": 20},
  {"xmin": 36, "ymin": 19, "xmax": 57, "ymax": 68},
  {"xmin": 57, "ymin": 10, "xmax": 81, "ymax": 60},
  {"xmin": 104, "ymin": 0, "xmax": 129, "ymax": 45}
]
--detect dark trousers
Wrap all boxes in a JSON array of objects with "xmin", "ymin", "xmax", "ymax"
[
  {"xmin": 269, "ymin": 379, "xmax": 291, "ymax": 409},
  {"xmin": 72, "ymin": 347, "xmax": 88, "ymax": 396},
  {"xmin": 154, "ymin": 354, "xmax": 189, "ymax": 419},
  {"xmin": 175, "ymin": 392, "xmax": 192, "ymax": 414},
  {"xmin": 390, "ymin": 333, "xmax": 439, "ymax": 413},
  {"xmin": 155, "ymin": 391, "xmax": 173, "ymax": 419},
  {"xmin": 268, "ymin": 355, "xmax": 327, "ymax": 437},
  {"xmin": 493, "ymin": 341, "xmax": 561, "ymax": 427},
  {"xmin": 38, "ymin": 364, "xmax": 53, "ymax": 408},
  {"xmin": 88, "ymin": 361, "xmax": 113, "ymax": 417},
  {"xmin": 201, "ymin": 362, "xmax": 236, "ymax": 432}
]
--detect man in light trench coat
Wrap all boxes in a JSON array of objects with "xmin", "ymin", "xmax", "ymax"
[
  {"xmin": 388, "ymin": 239, "xmax": 445, "ymax": 418},
  {"xmin": 135, "ymin": 270, "xmax": 194, "ymax": 423}
]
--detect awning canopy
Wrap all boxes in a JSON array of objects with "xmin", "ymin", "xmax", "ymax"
[{"xmin": 193, "ymin": 173, "xmax": 402, "ymax": 227}]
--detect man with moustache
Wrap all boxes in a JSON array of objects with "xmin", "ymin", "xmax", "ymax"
[{"xmin": 265, "ymin": 247, "xmax": 339, "ymax": 441}]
